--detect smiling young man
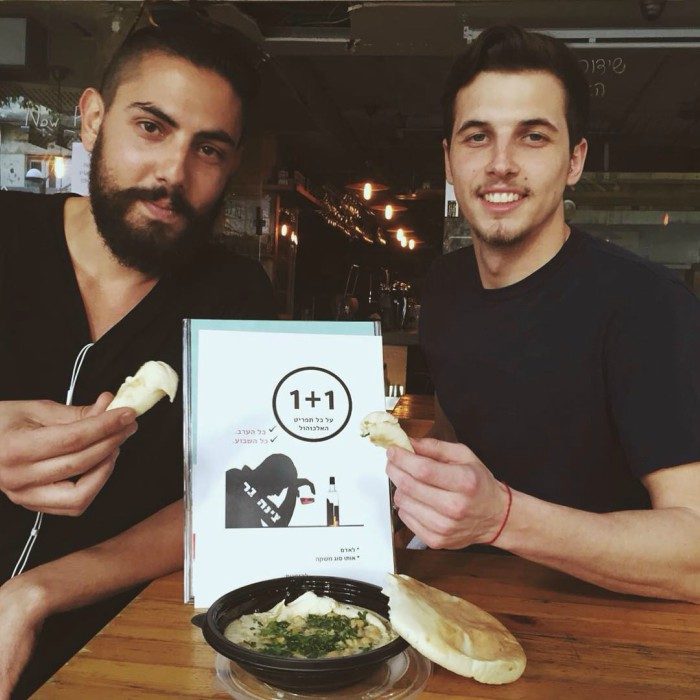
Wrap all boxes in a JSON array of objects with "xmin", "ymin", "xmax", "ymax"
[
  {"xmin": 0, "ymin": 25, "xmax": 273, "ymax": 697},
  {"xmin": 387, "ymin": 26, "xmax": 700, "ymax": 602}
]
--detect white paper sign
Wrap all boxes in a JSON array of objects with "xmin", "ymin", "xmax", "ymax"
[
  {"xmin": 185, "ymin": 320, "xmax": 395, "ymax": 607},
  {"xmin": 70, "ymin": 141, "xmax": 91, "ymax": 195}
]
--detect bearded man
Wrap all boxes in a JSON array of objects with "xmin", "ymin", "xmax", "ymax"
[{"xmin": 0, "ymin": 23, "xmax": 273, "ymax": 697}]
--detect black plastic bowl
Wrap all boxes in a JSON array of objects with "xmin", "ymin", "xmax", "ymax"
[{"xmin": 191, "ymin": 575, "xmax": 408, "ymax": 692}]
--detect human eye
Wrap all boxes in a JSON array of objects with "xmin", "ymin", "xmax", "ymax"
[
  {"xmin": 524, "ymin": 132, "xmax": 548, "ymax": 145},
  {"xmin": 464, "ymin": 132, "xmax": 488, "ymax": 145},
  {"xmin": 199, "ymin": 144, "xmax": 225, "ymax": 162},
  {"xmin": 137, "ymin": 120, "xmax": 163, "ymax": 137}
]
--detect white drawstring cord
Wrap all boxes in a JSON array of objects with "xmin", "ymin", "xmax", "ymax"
[
  {"xmin": 11, "ymin": 342, "xmax": 95, "ymax": 578},
  {"xmin": 10, "ymin": 512, "xmax": 43, "ymax": 578},
  {"xmin": 66, "ymin": 343, "xmax": 94, "ymax": 406}
]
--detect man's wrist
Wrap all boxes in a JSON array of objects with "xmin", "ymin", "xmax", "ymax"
[{"xmin": 479, "ymin": 481, "xmax": 512, "ymax": 545}]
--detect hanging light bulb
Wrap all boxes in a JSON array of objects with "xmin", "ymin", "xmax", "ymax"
[
  {"xmin": 346, "ymin": 180, "xmax": 387, "ymax": 198},
  {"xmin": 408, "ymin": 239, "xmax": 415, "ymax": 250},
  {"xmin": 371, "ymin": 202, "xmax": 406, "ymax": 218},
  {"xmin": 662, "ymin": 212, "xmax": 670, "ymax": 226},
  {"xmin": 54, "ymin": 156, "xmax": 65, "ymax": 179},
  {"xmin": 281, "ymin": 224, "xmax": 288, "ymax": 237},
  {"xmin": 396, "ymin": 228, "xmax": 405, "ymax": 241},
  {"xmin": 400, "ymin": 238, "xmax": 407, "ymax": 248}
]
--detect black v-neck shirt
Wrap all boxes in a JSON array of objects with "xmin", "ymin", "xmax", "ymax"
[
  {"xmin": 420, "ymin": 227, "xmax": 700, "ymax": 513},
  {"xmin": 0, "ymin": 191, "xmax": 275, "ymax": 580}
]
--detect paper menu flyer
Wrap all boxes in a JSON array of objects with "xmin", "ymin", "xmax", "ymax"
[{"xmin": 184, "ymin": 320, "xmax": 395, "ymax": 607}]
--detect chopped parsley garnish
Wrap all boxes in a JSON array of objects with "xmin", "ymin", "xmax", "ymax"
[{"xmin": 251, "ymin": 613, "xmax": 374, "ymax": 659}]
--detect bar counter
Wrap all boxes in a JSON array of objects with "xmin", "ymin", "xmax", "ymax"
[{"xmin": 37, "ymin": 396, "xmax": 700, "ymax": 699}]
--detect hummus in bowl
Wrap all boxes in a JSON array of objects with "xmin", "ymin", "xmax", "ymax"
[{"xmin": 224, "ymin": 591, "xmax": 397, "ymax": 659}]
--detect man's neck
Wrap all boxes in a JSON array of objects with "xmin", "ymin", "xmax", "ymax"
[{"xmin": 472, "ymin": 217, "xmax": 570, "ymax": 290}]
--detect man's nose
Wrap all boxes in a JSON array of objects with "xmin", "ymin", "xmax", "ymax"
[
  {"xmin": 486, "ymin": 140, "xmax": 519, "ymax": 179},
  {"xmin": 154, "ymin": 142, "xmax": 189, "ymax": 188}
]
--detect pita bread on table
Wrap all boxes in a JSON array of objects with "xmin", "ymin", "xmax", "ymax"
[
  {"xmin": 107, "ymin": 361, "xmax": 178, "ymax": 417},
  {"xmin": 382, "ymin": 573, "xmax": 526, "ymax": 685},
  {"xmin": 360, "ymin": 411, "xmax": 414, "ymax": 452}
]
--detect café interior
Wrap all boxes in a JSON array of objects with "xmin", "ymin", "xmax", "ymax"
[
  {"xmin": 2, "ymin": 0, "xmax": 699, "ymax": 395},
  {"xmin": 1, "ymin": 1, "xmax": 699, "ymax": 698}
]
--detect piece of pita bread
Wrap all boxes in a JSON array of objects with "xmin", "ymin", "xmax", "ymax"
[
  {"xmin": 107, "ymin": 361, "xmax": 178, "ymax": 417},
  {"xmin": 382, "ymin": 573, "xmax": 526, "ymax": 684},
  {"xmin": 360, "ymin": 411, "xmax": 414, "ymax": 452}
]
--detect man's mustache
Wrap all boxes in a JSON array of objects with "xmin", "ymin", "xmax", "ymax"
[{"xmin": 117, "ymin": 186, "xmax": 197, "ymax": 219}]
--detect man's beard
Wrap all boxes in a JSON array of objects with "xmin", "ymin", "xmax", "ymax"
[
  {"xmin": 88, "ymin": 133, "xmax": 224, "ymax": 276},
  {"xmin": 470, "ymin": 220, "xmax": 532, "ymax": 248},
  {"xmin": 468, "ymin": 186, "xmax": 535, "ymax": 248}
]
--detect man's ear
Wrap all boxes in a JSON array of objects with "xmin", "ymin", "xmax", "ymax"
[
  {"xmin": 79, "ymin": 88, "xmax": 105, "ymax": 154},
  {"xmin": 442, "ymin": 138, "xmax": 454, "ymax": 186},
  {"xmin": 566, "ymin": 138, "xmax": 588, "ymax": 187}
]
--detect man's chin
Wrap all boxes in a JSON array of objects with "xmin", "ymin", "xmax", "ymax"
[
  {"xmin": 126, "ymin": 207, "xmax": 186, "ymax": 241},
  {"xmin": 98, "ymin": 217, "xmax": 198, "ymax": 275},
  {"xmin": 471, "ymin": 222, "xmax": 530, "ymax": 248}
]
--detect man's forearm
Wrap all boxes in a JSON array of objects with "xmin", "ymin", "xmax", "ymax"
[
  {"xmin": 498, "ymin": 491, "xmax": 700, "ymax": 603},
  {"xmin": 12, "ymin": 499, "xmax": 183, "ymax": 617}
]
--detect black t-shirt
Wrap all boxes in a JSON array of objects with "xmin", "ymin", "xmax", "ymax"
[
  {"xmin": 0, "ymin": 191, "xmax": 275, "ymax": 580},
  {"xmin": 420, "ymin": 227, "xmax": 700, "ymax": 513}
]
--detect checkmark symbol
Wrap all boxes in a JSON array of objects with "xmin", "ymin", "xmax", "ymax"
[
  {"xmin": 271, "ymin": 436, "xmax": 278, "ymax": 442},
  {"xmin": 269, "ymin": 425, "xmax": 277, "ymax": 432}
]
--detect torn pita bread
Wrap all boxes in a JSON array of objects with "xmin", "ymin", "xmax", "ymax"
[
  {"xmin": 360, "ymin": 411, "xmax": 414, "ymax": 452},
  {"xmin": 107, "ymin": 361, "xmax": 178, "ymax": 417},
  {"xmin": 382, "ymin": 573, "xmax": 526, "ymax": 685}
]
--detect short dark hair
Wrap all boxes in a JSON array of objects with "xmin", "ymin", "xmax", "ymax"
[
  {"xmin": 99, "ymin": 24, "xmax": 260, "ymax": 141},
  {"xmin": 442, "ymin": 25, "xmax": 589, "ymax": 150}
]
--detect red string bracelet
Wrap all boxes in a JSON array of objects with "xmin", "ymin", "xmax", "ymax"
[{"xmin": 485, "ymin": 482, "xmax": 512, "ymax": 545}]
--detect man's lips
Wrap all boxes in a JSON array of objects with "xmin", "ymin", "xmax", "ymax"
[{"xmin": 141, "ymin": 199, "xmax": 181, "ymax": 223}]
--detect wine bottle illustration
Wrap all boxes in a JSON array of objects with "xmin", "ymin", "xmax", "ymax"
[{"xmin": 326, "ymin": 476, "xmax": 340, "ymax": 526}]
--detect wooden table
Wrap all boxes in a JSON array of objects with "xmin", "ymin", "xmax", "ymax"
[{"xmin": 38, "ymin": 549, "xmax": 700, "ymax": 699}]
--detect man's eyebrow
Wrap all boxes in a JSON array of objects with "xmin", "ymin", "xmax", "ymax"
[
  {"xmin": 454, "ymin": 119, "xmax": 489, "ymax": 136},
  {"xmin": 196, "ymin": 129, "xmax": 239, "ymax": 150},
  {"xmin": 128, "ymin": 101, "xmax": 178, "ymax": 128},
  {"xmin": 454, "ymin": 118, "xmax": 560, "ymax": 136},
  {"xmin": 128, "ymin": 101, "xmax": 239, "ymax": 149},
  {"xmin": 520, "ymin": 118, "xmax": 559, "ymax": 132}
]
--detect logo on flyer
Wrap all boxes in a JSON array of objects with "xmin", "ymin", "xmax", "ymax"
[{"xmin": 272, "ymin": 366, "xmax": 352, "ymax": 442}]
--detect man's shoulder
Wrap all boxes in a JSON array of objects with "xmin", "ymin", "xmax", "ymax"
[
  {"xmin": 0, "ymin": 191, "xmax": 69, "ymax": 240},
  {"xmin": 0, "ymin": 190, "xmax": 43, "ymax": 206},
  {"xmin": 0, "ymin": 190, "xmax": 50, "ymax": 223},
  {"xmin": 180, "ymin": 245, "xmax": 275, "ymax": 318},
  {"xmin": 576, "ymin": 227, "xmax": 695, "ymax": 303},
  {"xmin": 195, "ymin": 245, "xmax": 270, "ymax": 286}
]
